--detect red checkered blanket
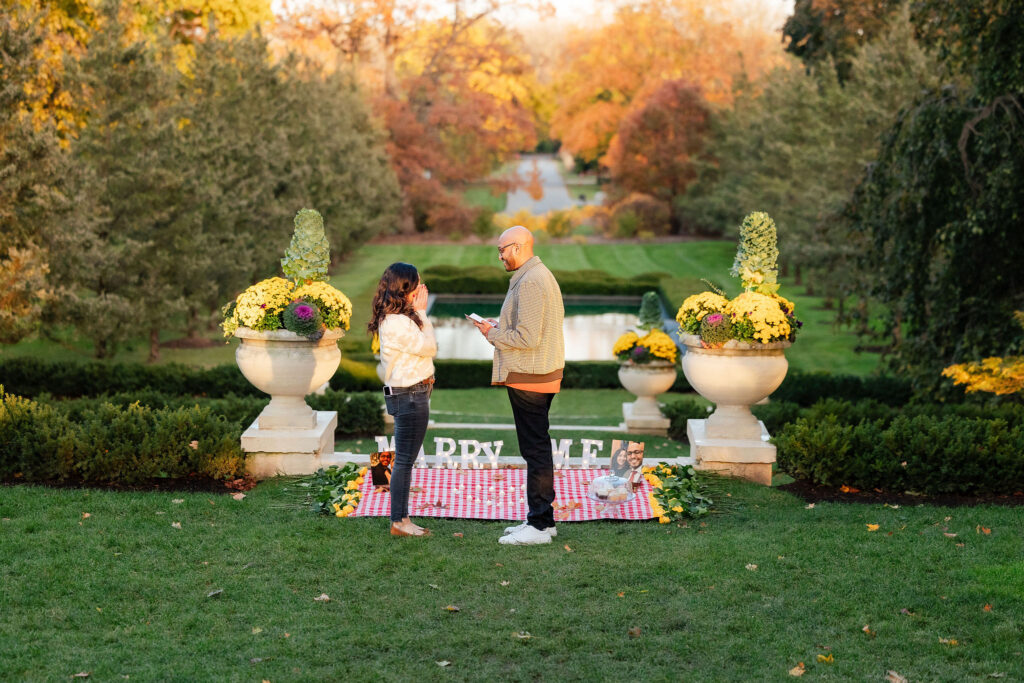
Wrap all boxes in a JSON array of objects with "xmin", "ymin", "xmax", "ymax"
[{"xmin": 351, "ymin": 468, "xmax": 655, "ymax": 521}]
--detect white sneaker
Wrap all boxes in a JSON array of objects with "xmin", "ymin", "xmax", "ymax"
[
  {"xmin": 498, "ymin": 524, "xmax": 553, "ymax": 545},
  {"xmin": 503, "ymin": 521, "xmax": 557, "ymax": 537}
]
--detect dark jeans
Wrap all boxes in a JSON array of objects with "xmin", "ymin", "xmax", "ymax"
[
  {"xmin": 384, "ymin": 386, "xmax": 431, "ymax": 522},
  {"xmin": 507, "ymin": 387, "xmax": 556, "ymax": 530}
]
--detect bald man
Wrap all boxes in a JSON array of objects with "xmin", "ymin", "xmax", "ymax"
[{"xmin": 472, "ymin": 226, "xmax": 565, "ymax": 545}]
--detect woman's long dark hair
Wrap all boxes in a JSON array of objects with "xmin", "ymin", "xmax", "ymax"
[{"xmin": 367, "ymin": 262, "xmax": 422, "ymax": 336}]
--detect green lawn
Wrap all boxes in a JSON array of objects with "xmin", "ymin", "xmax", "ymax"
[
  {"xmin": 463, "ymin": 184, "xmax": 508, "ymax": 214},
  {"xmin": 0, "ymin": 241, "xmax": 881, "ymax": 375},
  {"xmin": 3, "ymin": 476, "xmax": 1021, "ymax": 680}
]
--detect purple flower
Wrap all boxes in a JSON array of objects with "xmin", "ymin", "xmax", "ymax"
[
  {"xmin": 632, "ymin": 347, "xmax": 646, "ymax": 359},
  {"xmin": 294, "ymin": 304, "xmax": 315, "ymax": 320},
  {"xmin": 705, "ymin": 313, "xmax": 724, "ymax": 325}
]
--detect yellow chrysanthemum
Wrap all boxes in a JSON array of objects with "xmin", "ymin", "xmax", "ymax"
[
  {"xmin": 231, "ymin": 277, "xmax": 294, "ymax": 330},
  {"xmin": 726, "ymin": 291, "xmax": 791, "ymax": 343},
  {"xmin": 638, "ymin": 329, "xmax": 677, "ymax": 363},
  {"xmin": 676, "ymin": 292, "xmax": 729, "ymax": 331},
  {"xmin": 613, "ymin": 331, "xmax": 640, "ymax": 356},
  {"xmin": 292, "ymin": 281, "xmax": 353, "ymax": 330},
  {"xmin": 658, "ymin": 516, "xmax": 671, "ymax": 524}
]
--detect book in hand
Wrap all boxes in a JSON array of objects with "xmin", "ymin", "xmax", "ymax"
[{"xmin": 465, "ymin": 313, "xmax": 485, "ymax": 324}]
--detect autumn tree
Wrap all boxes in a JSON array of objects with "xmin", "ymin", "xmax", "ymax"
[
  {"xmin": 550, "ymin": 0, "xmax": 786, "ymax": 168},
  {"xmin": 606, "ymin": 80, "xmax": 709, "ymax": 233}
]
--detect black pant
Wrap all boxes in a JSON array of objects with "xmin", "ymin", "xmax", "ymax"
[{"xmin": 507, "ymin": 387, "xmax": 555, "ymax": 530}]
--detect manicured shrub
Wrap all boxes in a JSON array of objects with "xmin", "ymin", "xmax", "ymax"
[
  {"xmin": 772, "ymin": 371, "xmax": 914, "ymax": 407},
  {"xmin": 0, "ymin": 388, "xmax": 77, "ymax": 481},
  {"xmin": 751, "ymin": 400, "xmax": 802, "ymax": 434},
  {"xmin": 663, "ymin": 398, "xmax": 709, "ymax": 440},
  {"xmin": 418, "ymin": 264, "xmax": 667, "ymax": 297},
  {"xmin": 775, "ymin": 413, "xmax": 1024, "ymax": 494}
]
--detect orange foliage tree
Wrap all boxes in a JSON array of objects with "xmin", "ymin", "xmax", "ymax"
[
  {"xmin": 551, "ymin": 0, "xmax": 786, "ymax": 168},
  {"xmin": 272, "ymin": 1, "xmax": 548, "ymax": 233},
  {"xmin": 605, "ymin": 79, "xmax": 709, "ymax": 233}
]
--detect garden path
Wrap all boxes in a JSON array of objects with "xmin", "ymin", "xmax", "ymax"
[{"xmin": 503, "ymin": 154, "xmax": 580, "ymax": 213}]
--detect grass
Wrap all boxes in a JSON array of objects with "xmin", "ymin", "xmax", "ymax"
[
  {"xmin": 3, "ymin": 475, "xmax": 1021, "ymax": 680},
  {"xmin": 463, "ymin": 183, "xmax": 508, "ymax": 214},
  {"xmin": 0, "ymin": 242, "xmax": 881, "ymax": 376}
]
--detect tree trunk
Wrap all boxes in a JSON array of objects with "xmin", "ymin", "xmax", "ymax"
[
  {"xmin": 186, "ymin": 306, "xmax": 200, "ymax": 340},
  {"xmin": 148, "ymin": 327, "xmax": 160, "ymax": 363}
]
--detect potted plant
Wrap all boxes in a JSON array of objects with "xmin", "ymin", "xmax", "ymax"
[
  {"xmin": 675, "ymin": 211, "xmax": 800, "ymax": 441},
  {"xmin": 613, "ymin": 291, "xmax": 679, "ymax": 428},
  {"xmin": 221, "ymin": 209, "xmax": 352, "ymax": 430}
]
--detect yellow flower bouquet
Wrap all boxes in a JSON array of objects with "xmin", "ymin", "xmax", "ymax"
[
  {"xmin": 613, "ymin": 328, "xmax": 678, "ymax": 364},
  {"xmin": 676, "ymin": 212, "xmax": 801, "ymax": 348}
]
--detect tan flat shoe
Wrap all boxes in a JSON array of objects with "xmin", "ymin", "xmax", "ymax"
[{"xmin": 391, "ymin": 523, "xmax": 431, "ymax": 537}]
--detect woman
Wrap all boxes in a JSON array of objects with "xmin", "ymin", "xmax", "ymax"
[
  {"xmin": 368, "ymin": 263, "xmax": 437, "ymax": 537},
  {"xmin": 610, "ymin": 444, "xmax": 629, "ymax": 477}
]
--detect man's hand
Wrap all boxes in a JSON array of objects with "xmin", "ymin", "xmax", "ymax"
[{"xmin": 472, "ymin": 319, "xmax": 493, "ymax": 338}]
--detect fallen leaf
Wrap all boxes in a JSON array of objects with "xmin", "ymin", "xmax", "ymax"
[
  {"xmin": 81, "ymin": 513, "xmax": 91, "ymax": 519},
  {"xmin": 988, "ymin": 673, "xmax": 1007, "ymax": 678},
  {"xmin": 513, "ymin": 631, "xmax": 532, "ymax": 640},
  {"xmin": 172, "ymin": 499, "xmax": 184, "ymax": 504},
  {"xmin": 862, "ymin": 624, "xmax": 876, "ymax": 638},
  {"xmin": 206, "ymin": 589, "xmax": 223, "ymax": 598},
  {"xmin": 977, "ymin": 525, "xmax": 992, "ymax": 535},
  {"xmin": 453, "ymin": 533, "xmax": 463, "ymax": 538},
  {"xmin": 444, "ymin": 605, "xmax": 460, "ymax": 612},
  {"xmin": 788, "ymin": 662, "xmax": 805, "ymax": 677},
  {"xmin": 189, "ymin": 440, "xmax": 199, "ymax": 450},
  {"xmin": 866, "ymin": 524, "xmax": 880, "ymax": 531},
  {"xmin": 804, "ymin": 503, "xmax": 815, "ymax": 509},
  {"xmin": 232, "ymin": 493, "xmax": 246, "ymax": 501},
  {"xmin": 984, "ymin": 603, "xmax": 992, "ymax": 612},
  {"xmin": 313, "ymin": 594, "xmax": 330, "ymax": 602},
  {"xmin": 816, "ymin": 653, "xmax": 834, "ymax": 663},
  {"xmin": 171, "ymin": 522, "xmax": 182, "ymax": 529},
  {"xmin": 428, "ymin": 584, "xmax": 439, "ymax": 590},
  {"xmin": 839, "ymin": 485, "xmax": 859, "ymax": 493},
  {"xmin": 627, "ymin": 626, "xmax": 641, "ymax": 638},
  {"xmin": 900, "ymin": 608, "xmax": 914, "ymax": 616},
  {"xmin": 252, "ymin": 627, "xmax": 263, "ymax": 634},
  {"xmin": 500, "ymin": 581, "xmax": 510, "ymax": 587},
  {"xmin": 71, "ymin": 673, "xmax": 90, "ymax": 679},
  {"xmin": 886, "ymin": 671, "xmax": 908, "ymax": 683},
  {"xmin": 939, "ymin": 637, "xmax": 959, "ymax": 646},
  {"xmin": 495, "ymin": 563, "xmax": 504, "ymax": 567},
  {"xmin": 617, "ymin": 592, "xmax": 625, "ymax": 598},
  {"xmin": 283, "ymin": 633, "xmax": 290, "ymax": 638},
  {"xmin": 943, "ymin": 532, "xmax": 957, "ymax": 538},
  {"xmin": 944, "ymin": 516, "xmax": 952, "ymax": 521},
  {"xmin": 250, "ymin": 658, "xmax": 263, "ymax": 663},
  {"xmin": 745, "ymin": 564, "xmax": 758, "ymax": 571},
  {"xmin": 436, "ymin": 661, "xmax": 451, "ymax": 667},
  {"xmin": 564, "ymin": 544, "xmax": 573, "ymax": 552}
]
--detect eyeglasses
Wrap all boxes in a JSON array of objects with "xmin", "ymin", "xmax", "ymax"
[{"xmin": 497, "ymin": 242, "xmax": 520, "ymax": 256}]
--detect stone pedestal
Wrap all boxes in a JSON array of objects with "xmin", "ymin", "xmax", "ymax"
[
  {"xmin": 243, "ymin": 411, "xmax": 337, "ymax": 479},
  {"xmin": 687, "ymin": 418, "xmax": 774, "ymax": 486},
  {"xmin": 622, "ymin": 402, "xmax": 669, "ymax": 435}
]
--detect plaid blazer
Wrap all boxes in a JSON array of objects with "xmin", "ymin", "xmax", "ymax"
[{"xmin": 486, "ymin": 256, "xmax": 565, "ymax": 383}]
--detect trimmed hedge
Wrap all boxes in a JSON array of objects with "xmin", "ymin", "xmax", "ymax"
[
  {"xmin": 420, "ymin": 264, "xmax": 667, "ymax": 296},
  {"xmin": 772, "ymin": 371, "xmax": 914, "ymax": 407},
  {"xmin": 0, "ymin": 358, "xmax": 692, "ymax": 396},
  {"xmin": 775, "ymin": 414, "xmax": 1024, "ymax": 495},
  {"xmin": 0, "ymin": 389, "xmax": 245, "ymax": 484},
  {"xmin": 44, "ymin": 389, "xmax": 384, "ymax": 438}
]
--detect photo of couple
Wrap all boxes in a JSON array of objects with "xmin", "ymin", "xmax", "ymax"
[{"xmin": 609, "ymin": 440, "xmax": 645, "ymax": 488}]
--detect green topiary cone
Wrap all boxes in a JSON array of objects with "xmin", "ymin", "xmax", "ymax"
[{"xmin": 281, "ymin": 209, "xmax": 330, "ymax": 285}]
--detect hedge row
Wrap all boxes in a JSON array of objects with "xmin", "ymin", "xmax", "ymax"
[
  {"xmin": 772, "ymin": 371, "xmax": 914, "ymax": 407},
  {"xmin": 0, "ymin": 389, "xmax": 245, "ymax": 485},
  {"xmin": 421, "ymin": 264, "xmax": 666, "ymax": 296},
  {"xmin": 0, "ymin": 358, "xmax": 693, "ymax": 396},
  {"xmin": 43, "ymin": 389, "xmax": 384, "ymax": 438},
  {"xmin": 775, "ymin": 414, "xmax": 1024, "ymax": 495}
]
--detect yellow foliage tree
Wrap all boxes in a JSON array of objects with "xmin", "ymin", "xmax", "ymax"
[{"xmin": 942, "ymin": 313, "xmax": 1024, "ymax": 396}]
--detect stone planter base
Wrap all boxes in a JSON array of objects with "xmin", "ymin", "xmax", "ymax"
[
  {"xmin": 243, "ymin": 411, "xmax": 338, "ymax": 479},
  {"xmin": 687, "ymin": 418, "xmax": 774, "ymax": 486},
  {"xmin": 622, "ymin": 402, "xmax": 669, "ymax": 435}
]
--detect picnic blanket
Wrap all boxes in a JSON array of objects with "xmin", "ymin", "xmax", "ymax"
[{"xmin": 350, "ymin": 468, "xmax": 655, "ymax": 521}]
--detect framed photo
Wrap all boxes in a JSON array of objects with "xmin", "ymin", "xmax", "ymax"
[
  {"xmin": 370, "ymin": 451, "xmax": 394, "ymax": 491},
  {"xmin": 609, "ymin": 440, "xmax": 644, "ymax": 481}
]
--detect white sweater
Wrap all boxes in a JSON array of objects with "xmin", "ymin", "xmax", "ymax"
[{"xmin": 379, "ymin": 311, "xmax": 437, "ymax": 387}]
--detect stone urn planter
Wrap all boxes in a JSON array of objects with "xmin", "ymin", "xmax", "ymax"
[
  {"xmin": 618, "ymin": 360, "xmax": 677, "ymax": 433},
  {"xmin": 680, "ymin": 334, "xmax": 789, "ymax": 440},
  {"xmin": 234, "ymin": 327, "xmax": 345, "ymax": 429}
]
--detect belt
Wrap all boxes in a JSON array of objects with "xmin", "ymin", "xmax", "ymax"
[{"xmin": 383, "ymin": 376, "xmax": 435, "ymax": 396}]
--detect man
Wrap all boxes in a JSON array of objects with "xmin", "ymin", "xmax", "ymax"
[{"xmin": 472, "ymin": 226, "xmax": 564, "ymax": 545}]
